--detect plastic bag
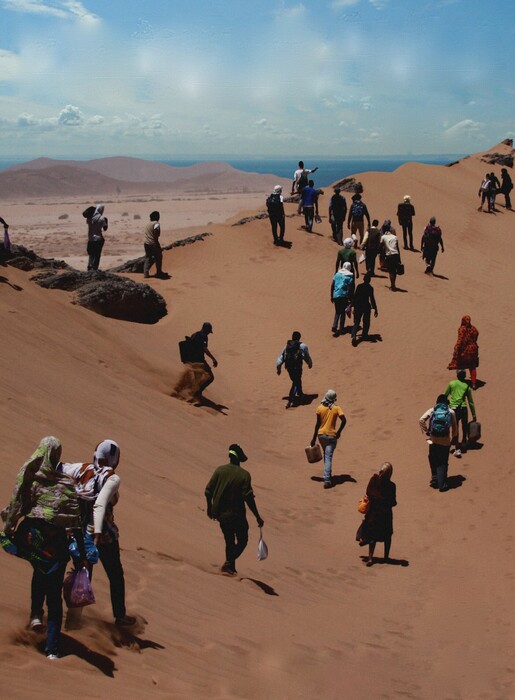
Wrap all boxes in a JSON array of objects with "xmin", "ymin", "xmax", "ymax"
[
  {"xmin": 257, "ymin": 528, "xmax": 268, "ymax": 561},
  {"xmin": 63, "ymin": 567, "xmax": 96, "ymax": 608},
  {"xmin": 3, "ymin": 228, "xmax": 10, "ymax": 252},
  {"xmin": 358, "ymin": 253, "xmax": 365, "ymax": 264},
  {"xmin": 358, "ymin": 495, "xmax": 370, "ymax": 514}
]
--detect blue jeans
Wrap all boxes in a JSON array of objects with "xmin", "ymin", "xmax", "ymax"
[
  {"xmin": 286, "ymin": 367, "xmax": 303, "ymax": 402},
  {"xmin": 318, "ymin": 434, "xmax": 337, "ymax": 482}
]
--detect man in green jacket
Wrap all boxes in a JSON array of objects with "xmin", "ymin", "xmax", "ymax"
[
  {"xmin": 445, "ymin": 370, "xmax": 477, "ymax": 457},
  {"xmin": 205, "ymin": 444, "xmax": 264, "ymax": 575}
]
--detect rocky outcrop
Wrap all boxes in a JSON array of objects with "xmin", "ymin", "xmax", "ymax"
[
  {"xmin": 331, "ymin": 178, "xmax": 363, "ymax": 193},
  {"xmin": 32, "ymin": 270, "xmax": 167, "ymax": 324},
  {"xmin": 109, "ymin": 232, "xmax": 212, "ymax": 273},
  {"xmin": 480, "ymin": 151, "xmax": 513, "ymax": 167},
  {"xmin": 232, "ymin": 213, "xmax": 269, "ymax": 226},
  {"xmin": 1, "ymin": 244, "xmax": 71, "ymax": 272}
]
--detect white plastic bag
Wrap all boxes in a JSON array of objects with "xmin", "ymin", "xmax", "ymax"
[
  {"xmin": 257, "ymin": 528, "xmax": 268, "ymax": 561},
  {"xmin": 358, "ymin": 252, "xmax": 365, "ymax": 264}
]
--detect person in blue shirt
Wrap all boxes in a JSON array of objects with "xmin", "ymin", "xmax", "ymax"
[{"xmin": 301, "ymin": 180, "xmax": 319, "ymax": 233}]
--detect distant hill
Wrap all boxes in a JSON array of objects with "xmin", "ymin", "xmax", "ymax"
[{"xmin": 0, "ymin": 156, "xmax": 290, "ymax": 199}]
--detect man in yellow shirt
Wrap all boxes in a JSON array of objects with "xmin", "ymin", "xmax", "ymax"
[{"xmin": 310, "ymin": 390, "xmax": 347, "ymax": 489}]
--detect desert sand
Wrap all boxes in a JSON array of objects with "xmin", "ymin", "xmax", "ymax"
[{"xmin": 0, "ymin": 143, "xmax": 514, "ymax": 700}]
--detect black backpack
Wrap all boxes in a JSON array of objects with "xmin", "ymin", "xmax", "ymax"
[
  {"xmin": 297, "ymin": 170, "xmax": 309, "ymax": 191},
  {"xmin": 82, "ymin": 205, "xmax": 96, "ymax": 219},
  {"xmin": 351, "ymin": 200, "xmax": 365, "ymax": 218},
  {"xmin": 266, "ymin": 193, "xmax": 283, "ymax": 215},
  {"xmin": 284, "ymin": 339, "xmax": 303, "ymax": 371}
]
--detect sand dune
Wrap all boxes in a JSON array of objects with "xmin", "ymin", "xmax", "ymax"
[{"xmin": 0, "ymin": 142, "xmax": 514, "ymax": 699}]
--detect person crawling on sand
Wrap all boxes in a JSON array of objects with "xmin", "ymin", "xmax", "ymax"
[
  {"xmin": 205, "ymin": 444, "xmax": 264, "ymax": 576},
  {"xmin": 86, "ymin": 204, "xmax": 108, "ymax": 271},
  {"xmin": 143, "ymin": 210, "xmax": 165, "ymax": 278}
]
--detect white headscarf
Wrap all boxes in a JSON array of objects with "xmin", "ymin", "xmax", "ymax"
[
  {"xmin": 94, "ymin": 439, "xmax": 120, "ymax": 469},
  {"xmin": 343, "ymin": 237, "xmax": 353, "ymax": 248},
  {"xmin": 339, "ymin": 261, "xmax": 354, "ymax": 276},
  {"xmin": 321, "ymin": 390, "xmax": 337, "ymax": 408}
]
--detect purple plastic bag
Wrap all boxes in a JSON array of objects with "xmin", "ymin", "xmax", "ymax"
[
  {"xmin": 3, "ymin": 228, "xmax": 10, "ymax": 252},
  {"xmin": 63, "ymin": 567, "xmax": 95, "ymax": 608}
]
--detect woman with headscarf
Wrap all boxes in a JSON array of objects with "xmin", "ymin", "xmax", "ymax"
[
  {"xmin": 63, "ymin": 439, "xmax": 135, "ymax": 626},
  {"xmin": 447, "ymin": 315, "xmax": 479, "ymax": 389},
  {"xmin": 331, "ymin": 261, "xmax": 355, "ymax": 337},
  {"xmin": 86, "ymin": 204, "xmax": 108, "ymax": 271},
  {"xmin": 377, "ymin": 219, "xmax": 391, "ymax": 271},
  {"xmin": 358, "ymin": 462, "xmax": 396, "ymax": 567},
  {"xmin": 0, "ymin": 437, "xmax": 86, "ymax": 659},
  {"xmin": 310, "ymin": 390, "xmax": 347, "ymax": 489}
]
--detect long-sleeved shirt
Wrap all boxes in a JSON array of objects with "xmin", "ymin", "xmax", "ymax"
[
  {"xmin": 276, "ymin": 342, "xmax": 312, "ymax": 369},
  {"xmin": 419, "ymin": 407, "xmax": 457, "ymax": 446}
]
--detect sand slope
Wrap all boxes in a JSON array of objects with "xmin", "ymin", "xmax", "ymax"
[{"xmin": 0, "ymin": 142, "xmax": 514, "ymax": 699}]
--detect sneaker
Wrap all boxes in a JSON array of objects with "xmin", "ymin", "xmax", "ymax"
[
  {"xmin": 46, "ymin": 654, "xmax": 60, "ymax": 660},
  {"xmin": 30, "ymin": 617, "xmax": 44, "ymax": 631},
  {"xmin": 285, "ymin": 401, "xmax": 292, "ymax": 409},
  {"xmin": 351, "ymin": 337, "xmax": 358, "ymax": 347},
  {"xmin": 221, "ymin": 562, "xmax": 237, "ymax": 575},
  {"xmin": 115, "ymin": 615, "xmax": 137, "ymax": 626},
  {"xmin": 323, "ymin": 481, "xmax": 333, "ymax": 489},
  {"xmin": 454, "ymin": 449, "xmax": 462, "ymax": 458}
]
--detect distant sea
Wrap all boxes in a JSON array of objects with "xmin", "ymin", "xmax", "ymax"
[{"xmin": 0, "ymin": 154, "xmax": 463, "ymax": 188}]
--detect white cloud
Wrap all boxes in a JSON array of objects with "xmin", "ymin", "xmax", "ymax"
[
  {"xmin": 0, "ymin": 0, "xmax": 99, "ymax": 21},
  {"xmin": 0, "ymin": 49, "xmax": 20, "ymax": 80},
  {"xmin": 331, "ymin": 0, "xmax": 360, "ymax": 8},
  {"xmin": 255, "ymin": 118, "xmax": 268, "ymax": 126},
  {"xmin": 275, "ymin": 3, "xmax": 306, "ymax": 19},
  {"xmin": 444, "ymin": 119, "xmax": 484, "ymax": 138},
  {"xmin": 58, "ymin": 104, "xmax": 83, "ymax": 125}
]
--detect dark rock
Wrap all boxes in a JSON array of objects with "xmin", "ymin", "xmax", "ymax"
[
  {"xmin": 480, "ymin": 152, "xmax": 513, "ymax": 167},
  {"xmin": 232, "ymin": 213, "xmax": 269, "ymax": 226},
  {"xmin": 502, "ymin": 138, "xmax": 513, "ymax": 147},
  {"xmin": 34, "ymin": 270, "xmax": 166, "ymax": 323},
  {"xmin": 2, "ymin": 244, "xmax": 72, "ymax": 271},
  {"xmin": 109, "ymin": 232, "xmax": 212, "ymax": 273},
  {"xmin": 332, "ymin": 177, "xmax": 363, "ymax": 193}
]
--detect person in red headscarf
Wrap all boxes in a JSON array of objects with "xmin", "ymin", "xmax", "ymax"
[{"xmin": 447, "ymin": 316, "xmax": 479, "ymax": 389}]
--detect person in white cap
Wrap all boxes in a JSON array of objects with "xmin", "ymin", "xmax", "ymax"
[
  {"xmin": 266, "ymin": 185, "xmax": 286, "ymax": 245},
  {"xmin": 335, "ymin": 237, "xmax": 359, "ymax": 278},
  {"xmin": 396, "ymin": 195, "xmax": 416, "ymax": 250}
]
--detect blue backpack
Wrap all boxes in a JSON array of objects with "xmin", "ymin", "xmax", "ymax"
[{"xmin": 429, "ymin": 403, "xmax": 451, "ymax": 437}]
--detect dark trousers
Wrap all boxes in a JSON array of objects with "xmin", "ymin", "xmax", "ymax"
[
  {"xmin": 144, "ymin": 243, "xmax": 163, "ymax": 277},
  {"xmin": 219, "ymin": 516, "xmax": 249, "ymax": 569},
  {"xmin": 365, "ymin": 248, "xmax": 378, "ymax": 275},
  {"xmin": 428, "ymin": 443, "xmax": 450, "ymax": 489},
  {"xmin": 453, "ymin": 406, "xmax": 469, "ymax": 449},
  {"xmin": 269, "ymin": 215, "xmax": 285, "ymax": 243},
  {"xmin": 303, "ymin": 206, "xmax": 315, "ymax": 232},
  {"xmin": 31, "ymin": 564, "xmax": 66, "ymax": 656},
  {"xmin": 286, "ymin": 367, "xmax": 303, "ymax": 402},
  {"xmin": 503, "ymin": 191, "xmax": 512, "ymax": 209},
  {"xmin": 332, "ymin": 296, "xmax": 350, "ymax": 333},
  {"xmin": 93, "ymin": 540, "xmax": 126, "ymax": 620},
  {"xmin": 401, "ymin": 221, "xmax": 413, "ymax": 249},
  {"xmin": 87, "ymin": 237, "xmax": 104, "ymax": 270},
  {"xmin": 331, "ymin": 217, "xmax": 344, "ymax": 245},
  {"xmin": 423, "ymin": 247, "xmax": 438, "ymax": 272},
  {"xmin": 352, "ymin": 305, "xmax": 371, "ymax": 338}
]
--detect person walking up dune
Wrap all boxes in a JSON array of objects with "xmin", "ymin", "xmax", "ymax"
[
  {"xmin": 143, "ymin": 210, "xmax": 165, "ymax": 278},
  {"xmin": 500, "ymin": 168, "xmax": 513, "ymax": 209},
  {"xmin": 380, "ymin": 225, "xmax": 401, "ymax": 291},
  {"xmin": 357, "ymin": 462, "xmax": 396, "ymax": 566},
  {"xmin": 266, "ymin": 185, "xmax": 286, "ymax": 246},
  {"xmin": 351, "ymin": 273, "xmax": 378, "ymax": 346},
  {"xmin": 444, "ymin": 370, "xmax": 477, "ymax": 458},
  {"xmin": 329, "ymin": 187, "xmax": 347, "ymax": 245},
  {"xmin": 310, "ymin": 390, "xmax": 346, "ymax": 489},
  {"xmin": 397, "ymin": 195, "xmax": 416, "ymax": 250},
  {"xmin": 331, "ymin": 262, "xmax": 355, "ymax": 337},
  {"xmin": 447, "ymin": 315, "xmax": 479, "ymax": 390},
  {"xmin": 205, "ymin": 444, "xmax": 264, "ymax": 576},
  {"xmin": 347, "ymin": 194, "xmax": 371, "ymax": 247},
  {"xmin": 277, "ymin": 331, "xmax": 313, "ymax": 408},
  {"xmin": 419, "ymin": 394, "xmax": 457, "ymax": 492},
  {"xmin": 361, "ymin": 219, "xmax": 381, "ymax": 276},
  {"xmin": 421, "ymin": 216, "xmax": 444, "ymax": 275}
]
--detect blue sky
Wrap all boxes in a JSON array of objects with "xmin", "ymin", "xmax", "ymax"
[{"xmin": 0, "ymin": 0, "xmax": 513, "ymax": 158}]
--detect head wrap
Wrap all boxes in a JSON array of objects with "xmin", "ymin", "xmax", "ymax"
[
  {"xmin": 91, "ymin": 204, "xmax": 105, "ymax": 225},
  {"xmin": 403, "ymin": 195, "xmax": 410, "ymax": 202},
  {"xmin": 274, "ymin": 185, "xmax": 282, "ymax": 194},
  {"xmin": 1, "ymin": 436, "xmax": 80, "ymax": 532},
  {"xmin": 343, "ymin": 237, "xmax": 353, "ymax": 248},
  {"xmin": 340, "ymin": 262, "xmax": 354, "ymax": 276},
  {"xmin": 93, "ymin": 439, "xmax": 120, "ymax": 470},
  {"xmin": 461, "ymin": 315, "xmax": 471, "ymax": 326},
  {"xmin": 321, "ymin": 390, "xmax": 337, "ymax": 408}
]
